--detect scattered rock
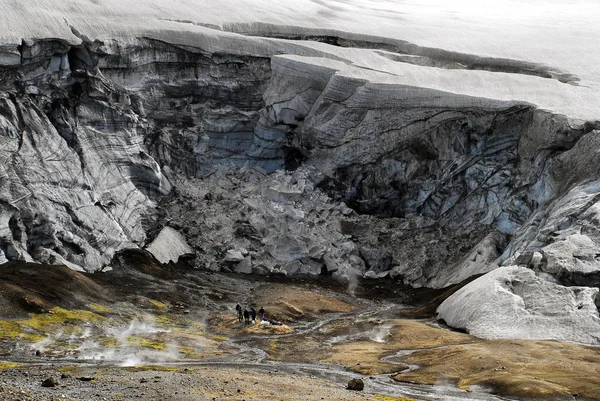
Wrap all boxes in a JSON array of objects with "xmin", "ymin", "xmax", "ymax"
[
  {"xmin": 346, "ymin": 378, "xmax": 364, "ymax": 391},
  {"xmin": 235, "ymin": 256, "xmax": 253, "ymax": 274},
  {"xmin": 41, "ymin": 377, "xmax": 59, "ymax": 387},
  {"xmin": 224, "ymin": 250, "xmax": 245, "ymax": 263}
]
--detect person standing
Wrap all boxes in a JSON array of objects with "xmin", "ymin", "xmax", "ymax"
[
  {"xmin": 259, "ymin": 306, "xmax": 265, "ymax": 321},
  {"xmin": 235, "ymin": 304, "xmax": 242, "ymax": 322},
  {"xmin": 243, "ymin": 309, "xmax": 250, "ymax": 325},
  {"xmin": 250, "ymin": 307, "xmax": 256, "ymax": 323}
]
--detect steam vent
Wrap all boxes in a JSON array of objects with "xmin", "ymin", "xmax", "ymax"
[{"xmin": 0, "ymin": 1, "xmax": 599, "ymax": 400}]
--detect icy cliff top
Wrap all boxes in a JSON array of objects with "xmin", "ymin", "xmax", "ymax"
[{"xmin": 1, "ymin": 0, "xmax": 599, "ymax": 121}]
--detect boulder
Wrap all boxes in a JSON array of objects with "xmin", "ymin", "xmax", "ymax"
[
  {"xmin": 224, "ymin": 249, "xmax": 245, "ymax": 263},
  {"xmin": 359, "ymin": 247, "xmax": 393, "ymax": 273},
  {"xmin": 363, "ymin": 270, "xmax": 390, "ymax": 280},
  {"xmin": 346, "ymin": 378, "xmax": 364, "ymax": 391},
  {"xmin": 146, "ymin": 227, "xmax": 193, "ymax": 264},
  {"xmin": 323, "ymin": 254, "xmax": 340, "ymax": 274},
  {"xmin": 540, "ymin": 233, "xmax": 600, "ymax": 286},
  {"xmin": 437, "ymin": 266, "xmax": 600, "ymax": 345},
  {"xmin": 234, "ymin": 256, "xmax": 253, "ymax": 274},
  {"xmin": 262, "ymin": 184, "xmax": 302, "ymax": 203},
  {"xmin": 266, "ymin": 236, "xmax": 309, "ymax": 262},
  {"xmin": 41, "ymin": 377, "xmax": 59, "ymax": 387}
]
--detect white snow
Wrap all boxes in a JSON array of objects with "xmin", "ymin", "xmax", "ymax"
[{"xmin": 0, "ymin": 0, "xmax": 599, "ymax": 120}]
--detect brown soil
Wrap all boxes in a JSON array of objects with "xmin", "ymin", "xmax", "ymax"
[
  {"xmin": 327, "ymin": 320, "xmax": 475, "ymax": 375},
  {"xmin": 394, "ymin": 339, "xmax": 600, "ymax": 400},
  {"xmin": 261, "ymin": 318, "xmax": 474, "ymax": 376},
  {"xmin": 0, "ymin": 262, "xmax": 107, "ymax": 318},
  {"xmin": 252, "ymin": 283, "xmax": 357, "ymax": 321}
]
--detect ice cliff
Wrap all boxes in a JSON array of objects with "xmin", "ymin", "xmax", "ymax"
[{"xmin": 1, "ymin": 0, "xmax": 599, "ymax": 343}]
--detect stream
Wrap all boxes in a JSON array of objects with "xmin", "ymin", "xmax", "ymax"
[
  {"xmin": 8, "ymin": 301, "xmax": 517, "ymax": 401},
  {"xmin": 208, "ymin": 305, "xmax": 516, "ymax": 401}
]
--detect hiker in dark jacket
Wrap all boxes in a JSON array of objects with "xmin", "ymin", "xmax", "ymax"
[
  {"xmin": 235, "ymin": 304, "xmax": 242, "ymax": 322},
  {"xmin": 250, "ymin": 307, "xmax": 256, "ymax": 323},
  {"xmin": 259, "ymin": 306, "xmax": 265, "ymax": 321},
  {"xmin": 243, "ymin": 309, "xmax": 250, "ymax": 325}
]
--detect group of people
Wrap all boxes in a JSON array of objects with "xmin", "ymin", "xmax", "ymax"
[{"xmin": 235, "ymin": 304, "xmax": 265, "ymax": 325}]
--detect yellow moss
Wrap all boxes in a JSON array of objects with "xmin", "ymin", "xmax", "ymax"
[
  {"xmin": 125, "ymin": 336, "xmax": 167, "ymax": 350},
  {"xmin": 61, "ymin": 325, "xmax": 84, "ymax": 337},
  {"xmin": 0, "ymin": 308, "xmax": 101, "ymax": 343},
  {"xmin": 89, "ymin": 303, "xmax": 111, "ymax": 313},
  {"xmin": 17, "ymin": 307, "xmax": 103, "ymax": 332},
  {"xmin": 0, "ymin": 321, "xmax": 23, "ymax": 339},
  {"xmin": 20, "ymin": 333, "xmax": 46, "ymax": 342},
  {"xmin": 126, "ymin": 335, "xmax": 139, "ymax": 345},
  {"xmin": 211, "ymin": 335, "xmax": 228, "ymax": 342},
  {"xmin": 0, "ymin": 361, "xmax": 21, "ymax": 369},
  {"xmin": 178, "ymin": 346, "xmax": 204, "ymax": 358},
  {"xmin": 123, "ymin": 366, "xmax": 179, "ymax": 372},
  {"xmin": 458, "ymin": 381, "xmax": 471, "ymax": 391},
  {"xmin": 374, "ymin": 396, "xmax": 416, "ymax": 401},
  {"xmin": 139, "ymin": 340, "xmax": 167, "ymax": 350},
  {"xmin": 149, "ymin": 300, "xmax": 168, "ymax": 311},
  {"xmin": 154, "ymin": 315, "xmax": 173, "ymax": 328}
]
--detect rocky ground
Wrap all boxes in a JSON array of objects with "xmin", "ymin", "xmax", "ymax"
[
  {"xmin": 0, "ymin": 260, "xmax": 598, "ymax": 401},
  {"xmin": 0, "ymin": 365, "xmax": 377, "ymax": 401}
]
